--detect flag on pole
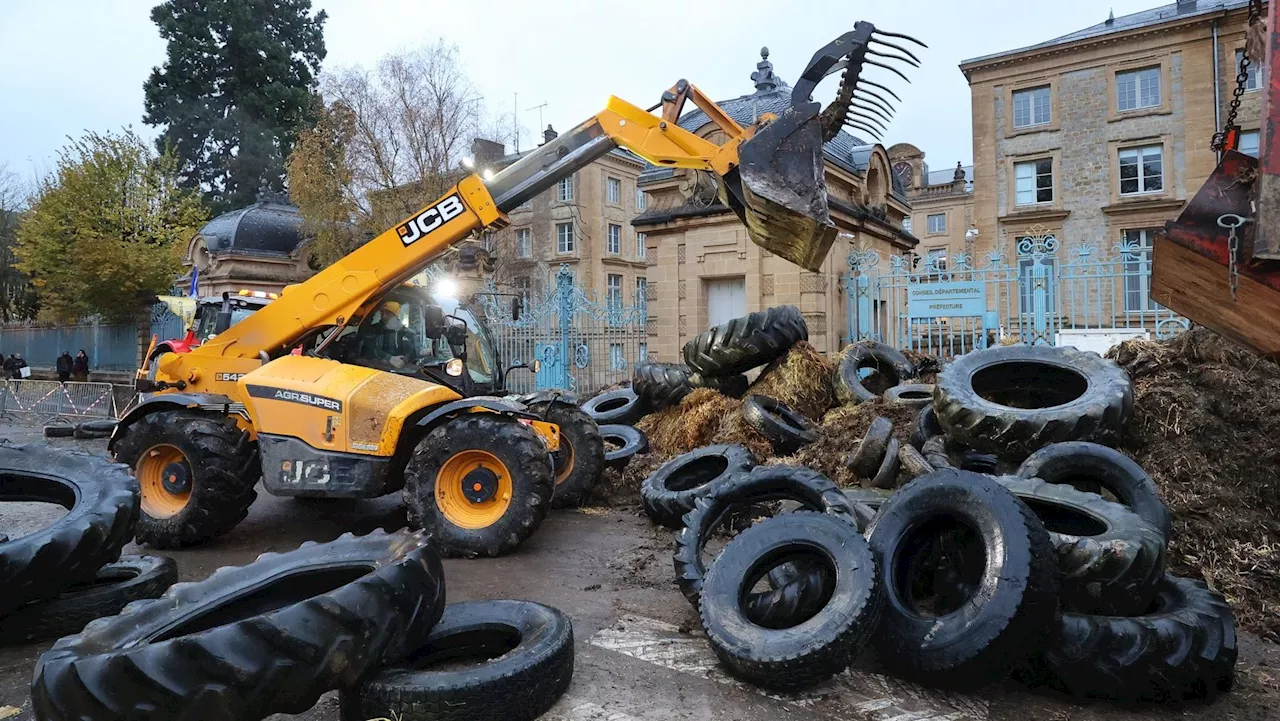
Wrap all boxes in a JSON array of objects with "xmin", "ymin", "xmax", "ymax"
[{"xmin": 189, "ymin": 266, "xmax": 200, "ymax": 297}]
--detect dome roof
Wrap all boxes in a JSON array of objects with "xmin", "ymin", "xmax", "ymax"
[{"xmin": 198, "ymin": 192, "xmax": 305, "ymax": 257}]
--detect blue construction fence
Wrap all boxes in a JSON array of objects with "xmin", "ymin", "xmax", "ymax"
[{"xmin": 0, "ymin": 304, "xmax": 185, "ymax": 372}]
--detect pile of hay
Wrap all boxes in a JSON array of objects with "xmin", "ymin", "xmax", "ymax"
[
  {"xmin": 636, "ymin": 388, "xmax": 771, "ymax": 458},
  {"xmin": 746, "ymin": 341, "xmax": 836, "ymax": 420},
  {"xmin": 1109, "ymin": 328, "xmax": 1280, "ymax": 641},
  {"xmin": 772, "ymin": 398, "xmax": 922, "ymax": 486}
]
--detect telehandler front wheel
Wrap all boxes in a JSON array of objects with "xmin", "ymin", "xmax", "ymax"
[
  {"xmin": 112, "ymin": 410, "xmax": 259, "ymax": 549},
  {"xmin": 404, "ymin": 415, "xmax": 554, "ymax": 558}
]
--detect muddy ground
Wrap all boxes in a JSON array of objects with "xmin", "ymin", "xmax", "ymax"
[{"xmin": 1, "ymin": 424, "xmax": 1278, "ymax": 721}]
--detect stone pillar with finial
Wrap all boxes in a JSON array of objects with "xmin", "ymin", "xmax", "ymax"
[{"xmin": 751, "ymin": 47, "xmax": 778, "ymax": 93}]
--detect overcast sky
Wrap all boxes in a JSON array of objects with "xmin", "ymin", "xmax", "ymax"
[{"xmin": 1, "ymin": 0, "xmax": 1164, "ymax": 185}]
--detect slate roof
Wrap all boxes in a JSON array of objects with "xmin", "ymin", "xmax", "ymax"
[
  {"xmin": 926, "ymin": 165, "xmax": 973, "ymax": 186},
  {"xmin": 198, "ymin": 193, "xmax": 306, "ymax": 257},
  {"xmin": 963, "ymin": 0, "xmax": 1251, "ymax": 65}
]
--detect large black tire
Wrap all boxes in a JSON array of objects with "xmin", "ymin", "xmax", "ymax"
[
  {"xmin": 339, "ymin": 600, "xmax": 573, "ymax": 721},
  {"xmin": 599, "ymin": 424, "xmax": 647, "ymax": 469},
  {"xmin": 934, "ymin": 344, "xmax": 1133, "ymax": 459},
  {"xmin": 1017, "ymin": 441, "xmax": 1171, "ymax": 538},
  {"xmin": 111, "ymin": 410, "xmax": 258, "ymax": 549},
  {"xmin": 74, "ymin": 420, "xmax": 117, "ymax": 440},
  {"xmin": 692, "ymin": 371, "xmax": 750, "ymax": 398},
  {"xmin": 32, "ymin": 530, "xmax": 446, "ymax": 721},
  {"xmin": 580, "ymin": 388, "xmax": 646, "ymax": 425},
  {"xmin": 404, "ymin": 415, "xmax": 554, "ymax": 558},
  {"xmin": 993, "ymin": 476, "xmax": 1165, "ymax": 615},
  {"xmin": 673, "ymin": 464, "xmax": 861, "ymax": 610},
  {"xmin": 1024, "ymin": 575, "xmax": 1237, "ymax": 702},
  {"xmin": 0, "ymin": 555, "xmax": 177, "ymax": 646},
  {"xmin": 843, "ymin": 487, "xmax": 895, "ymax": 529},
  {"xmin": 742, "ymin": 395, "xmax": 817, "ymax": 454},
  {"xmin": 633, "ymin": 362, "xmax": 751, "ymax": 408},
  {"xmin": 836, "ymin": 341, "xmax": 916, "ymax": 403},
  {"xmin": 868, "ymin": 470, "xmax": 1060, "ymax": 687},
  {"xmin": 683, "ymin": 305, "xmax": 808, "ymax": 377},
  {"xmin": 701, "ymin": 511, "xmax": 883, "ymax": 691},
  {"xmin": 640, "ymin": 444, "xmax": 757, "ymax": 528},
  {"xmin": 529, "ymin": 402, "xmax": 603, "ymax": 509},
  {"xmin": 0, "ymin": 444, "xmax": 139, "ymax": 616}
]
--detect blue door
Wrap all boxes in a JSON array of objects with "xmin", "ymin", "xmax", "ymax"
[{"xmin": 535, "ymin": 343, "xmax": 561, "ymax": 390}]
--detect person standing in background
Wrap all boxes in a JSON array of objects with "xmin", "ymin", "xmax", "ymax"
[
  {"xmin": 56, "ymin": 351, "xmax": 73, "ymax": 383},
  {"xmin": 73, "ymin": 349, "xmax": 90, "ymax": 382}
]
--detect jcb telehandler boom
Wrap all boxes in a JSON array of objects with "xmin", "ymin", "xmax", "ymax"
[{"xmin": 110, "ymin": 23, "xmax": 923, "ymax": 555}]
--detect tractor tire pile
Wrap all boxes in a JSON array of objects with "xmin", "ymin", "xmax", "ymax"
[
  {"xmin": 1, "ymin": 443, "xmax": 575, "ymax": 721},
  {"xmin": 587, "ymin": 304, "xmax": 1252, "ymax": 704}
]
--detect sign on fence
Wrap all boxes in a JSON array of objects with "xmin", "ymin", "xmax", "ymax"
[
  {"xmin": 0, "ymin": 380, "xmax": 117, "ymax": 423},
  {"xmin": 906, "ymin": 281, "xmax": 986, "ymax": 318}
]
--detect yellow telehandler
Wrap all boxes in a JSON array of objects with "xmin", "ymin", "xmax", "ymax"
[{"xmin": 110, "ymin": 22, "xmax": 922, "ymax": 556}]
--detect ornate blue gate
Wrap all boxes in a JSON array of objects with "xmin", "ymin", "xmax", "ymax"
[{"xmin": 482, "ymin": 265, "xmax": 648, "ymax": 395}]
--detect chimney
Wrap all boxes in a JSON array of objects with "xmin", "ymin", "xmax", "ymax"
[
  {"xmin": 1176, "ymin": 0, "xmax": 1197, "ymax": 14},
  {"xmin": 542, "ymin": 125, "xmax": 558, "ymax": 144},
  {"xmin": 470, "ymin": 138, "xmax": 505, "ymax": 167}
]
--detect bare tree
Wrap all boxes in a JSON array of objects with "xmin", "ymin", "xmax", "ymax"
[{"xmin": 289, "ymin": 41, "xmax": 509, "ymax": 264}]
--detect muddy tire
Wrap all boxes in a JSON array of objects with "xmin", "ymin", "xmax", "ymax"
[
  {"xmin": 848, "ymin": 416, "xmax": 893, "ymax": 478},
  {"xmin": 993, "ymin": 476, "xmax": 1165, "ymax": 615},
  {"xmin": 0, "ymin": 555, "xmax": 176, "ymax": 646},
  {"xmin": 640, "ymin": 444, "xmax": 757, "ymax": 528},
  {"xmin": 701, "ymin": 511, "xmax": 883, "ymax": 691},
  {"xmin": 843, "ymin": 487, "xmax": 894, "ymax": 528},
  {"xmin": 869, "ymin": 470, "xmax": 1060, "ymax": 687},
  {"xmin": 909, "ymin": 405, "xmax": 942, "ymax": 450},
  {"xmin": 43, "ymin": 425, "xmax": 75, "ymax": 438},
  {"xmin": 934, "ymin": 345, "xmax": 1133, "ymax": 459},
  {"xmin": 580, "ymin": 388, "xmax": 646, "ymax": 425},
  {"xmin": 405, "ymin": 415, "xmax": 553, "ymax": 558},
  {"xmin": 692, "ymin": 371, "xmax": 749, "ymax": 398},
  {"xmin": 340, "ymin": 600, "xmax": 573, "ymax": 721},
  {"xmin": 836, "ymin": 342, "xmax": 916, "ymax": 403},
  {"xmin": 870, "ymin": 438, "xmax": 901, "ymax": 489},
  {"xmin": 673, "ymin": 464, "xmax": 860, "ymax": 610},
  {"xmin": 599, "ymin": 424, "xmax": 647, "ymax": 469},
  {"xmin": 112, "ymin": 410, "xmax": 258, "ymax": 549},
  {"xmin": 529, "ymin": 402, "xmax": 603, "ymax": 510},
  {"xmin": 884, "ymin": 383, "xmax": 934, "ymax": 409},
  {"xmin": 1023, "ymin": 576, "xmax": 1237, "ymax": 702},
  {"xmin": 633, "ymin": 362, "xmax": 695, "ymax": 410},
  {"xmin": 1017, "ymin": 441, "xmax": 1171, "ymax": 538},
  {"xmin": 742, "ymin": 395, "xmax": 817, "ymax": 454},
  {"xmin": 31, "ymin": 530, "xmax": 446, "ymax": 721},
  {"xmin": 73, "ymin": 420, "xmax": 117, "ymax": 440},
  {"xmin": 0, "ymin": 444, "xmax": 139, "ymax": 616},
  {"xmin": 683, "ymin": 305, "xmax": 808, "ymax": 377}
]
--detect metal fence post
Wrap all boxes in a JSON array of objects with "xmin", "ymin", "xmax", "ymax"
[{"xmin": 555, "ymin": 265, "xmax": 574, "ymax": 391}]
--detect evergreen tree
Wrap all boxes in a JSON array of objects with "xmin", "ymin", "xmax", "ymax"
[{"xmin": 143, "ymin": 0, "xmax": 327, "ymax": 212}]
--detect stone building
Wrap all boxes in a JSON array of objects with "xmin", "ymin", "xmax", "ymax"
[
  {"xmin": 961, "ymin": 0, "xmax": 1265, "ymax": 304},
  {"xmin": 182, "ymin": 191, "xmax": 316, "ymax": 297},
  {"xmin": 888, "ymin": 144, "xmax": 976, "ymax": 270},
  {"xmin": 634, "ymin": 50, "xmax": 916, "ymax": 360}
]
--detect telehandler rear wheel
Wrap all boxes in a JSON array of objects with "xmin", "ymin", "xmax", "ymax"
[
  {"xmin": 404, "ymin": 415, "xmax": 554, "ymax": 558},
  {"xmin": 528, "ymin": 402, "xmax": 603, "ymax": 509},
  {"xmin": 112, "ymin": 410, "xmax": 259, "ymax": 549}
]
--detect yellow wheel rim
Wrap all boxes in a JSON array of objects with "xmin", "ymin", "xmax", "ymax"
[
  {"xmin": 136, "ymin": 444, "xmax": 192, "ymax": 519},
  {"xmin": 435, "ymin": 450, "xmax": 513, "ymax": 529},
  {"xmin": 554, "ymin": 440, "xmax": 576, "ymax": 486}
]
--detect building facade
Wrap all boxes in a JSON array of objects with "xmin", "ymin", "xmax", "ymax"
[
  {"xmin": 888, "ymin": 144, "xmax": 976, "ymax": 271},
  {"xmin": 961, "ymin": 0, "xmax": 1264, "ymax": 310},
  {"xmin": 635, "ymin": 51, "xmax": 916, "ymax": 361}
]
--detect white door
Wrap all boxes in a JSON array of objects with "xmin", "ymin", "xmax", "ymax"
[{"xmin": 706, "ymin": 277, "xmax": 746, "ymax": 328}]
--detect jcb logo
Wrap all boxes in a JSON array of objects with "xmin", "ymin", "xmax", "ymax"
[{"xmin": 397, "ymin": 195, "xmax": 466, "ymax": 246}]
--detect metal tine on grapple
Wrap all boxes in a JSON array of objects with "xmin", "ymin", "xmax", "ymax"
[
  {"xmin": 849, "ymin": 110, "xmax": 889, "ymax": 132},
  {"xmin": 854, "ymin": 90, "xmax": 896, "ymax": 116},
  {"xmin": 867, "ymin": 36, "xmax": 923, "ymax": 64},
  {"xmin": 852, "ymin": 101, "xmax": 893, "ymax": 123},
  {"xmin": 860, "ymin": 78, "xmax": 903, "ymax": 102},
  {"xmin": 867, "ymin": 48, "xmax": 920, "ymax": 68},
  {"xmin": 847, "ymin": 121, "xmax": 883, "ymax": 140},
  {"xmin": 866, "ymin": 58, "xmax": 911, "ymax": 83},
  {"xmin": 870, "ymin": 28, "xmax": 928, "ymax": 48}
]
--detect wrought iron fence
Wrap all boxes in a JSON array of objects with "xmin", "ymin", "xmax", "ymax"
[
  {"xmin": 845, "ymin": 225, "xmax": 1189, "ymax": 358},
  {"xmin": 0, "ymin": 379, "xmax": 117, "ymax": 422},
  {"xmin": 0, "ymin": 303, "xmax": 188, "ymax": 373},
  {"xmin": 480, "ymin": 265, "xmax": 648, "ymax": 395}
]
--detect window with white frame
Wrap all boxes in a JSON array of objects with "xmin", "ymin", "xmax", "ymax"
[
  {"xmin": 638, "ymin": 342, "xmax": 648, "ymax": 364},
  {"xmin": 515, "ymin": 228, "xmax": 531, "ymax": 257},
  {"xmin": 1122, "ymin": 228, "xmax": 1160, "ymax": 312},
  {"xmin": 1119, "ymin": 145, "xmax": 1163, "ymax": 195},
  {"xmin": 607, "ymin": 273, "xmax": 623, "ymax": 314},
  {"xmin": 1237, "ymin": 50, "xmax": 1263, "ymax": 91},
  {"xmin": 607, "ymin": 177, "xmax": 621, "ymax": 204},
  {"xmin": 926, "ymin": 247, "xmax": 948, "ymax": 271},
  {"xmin": 1240, "ymin": 130, "xmax": 1261, "ymax": 158},
  {"xmin": 1015, "ymin": 158, "xmax": 1053, "ymax": 205},
  {"xmin": 1117, "ymin": 67, "xmax": 1161, "ymax": 111},
  {"xmin": 636, "ymin": 277, "xmax": 647, "ymax": 308},
  {"xmin": 637, "ymin": 231, "xmax": 647, "ymax": 259},
  {"xmin": 556, "ymin": 176, "xmax": 574, "ymax": 202},
  {"xmin": 1012, "ymin": 86, "xmax": 1051, "ymax": 128},
  {"xmin": 636, "ymin": 188, "xmax": 648, "ymax": 211},
  {"xmin": 903, "ymin": 217, "xmax": 913, "ymax": 234},
  {"xmin": 927, "ymin": 213, "xmax": 946, "ymax": 234},
  {"xmin": 607, "ymin": 224, "xmax": 621, "ymax": 254},
  {"xmin": 609, "ymin": 343, "xmax": 626, "ymax": 371},
  {"xmin": 556, "ymin": 222, "xmax": 574, "ymax": 253}
]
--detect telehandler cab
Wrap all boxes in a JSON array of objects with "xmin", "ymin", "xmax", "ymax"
[{"xmin": 110, "ymin": 22, "xmax": 923, "ymax": 556}]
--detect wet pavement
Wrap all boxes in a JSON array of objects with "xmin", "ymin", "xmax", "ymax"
[{"xmin": 1, "ymin": 424, "xmax": 1278, "ymax": 721}]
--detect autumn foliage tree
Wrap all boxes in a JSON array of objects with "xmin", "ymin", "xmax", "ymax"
[
  {"xmin": 289, "ymin": 41, "xmax": 506, "ymax": 265},
  {"xmin": 0, "ymin": 165, "xmax": 38, "ymax": 322},
  {"xmin": 15, "ymin": 130, "xmax": 207, "ymax": 323}
]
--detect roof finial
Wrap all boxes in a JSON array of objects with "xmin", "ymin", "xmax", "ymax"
[
  {"xmin": 751, "ymin": 47, "xmax": 778, "ymax": 93},
  {"xmin": 1106, "ymin": 8, "xmax": 1115, "ymax": 24},
  {"xmin": 954, "ymin": 161, "xmax": 966, "ymax": 181}
]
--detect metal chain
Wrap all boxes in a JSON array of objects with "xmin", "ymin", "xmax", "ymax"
[
  {"xmin": 1213, "ymin": 0, "xmax": 1266, "ymax": 151},
  {"xmin": 1218, "ymin": 214, "xmax": 1248, "ymax": 300}
]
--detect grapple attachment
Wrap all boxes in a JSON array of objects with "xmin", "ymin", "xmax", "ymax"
[{"xmin": 728, "ymin": 22, "xmax": 924, "ymax": 271}]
